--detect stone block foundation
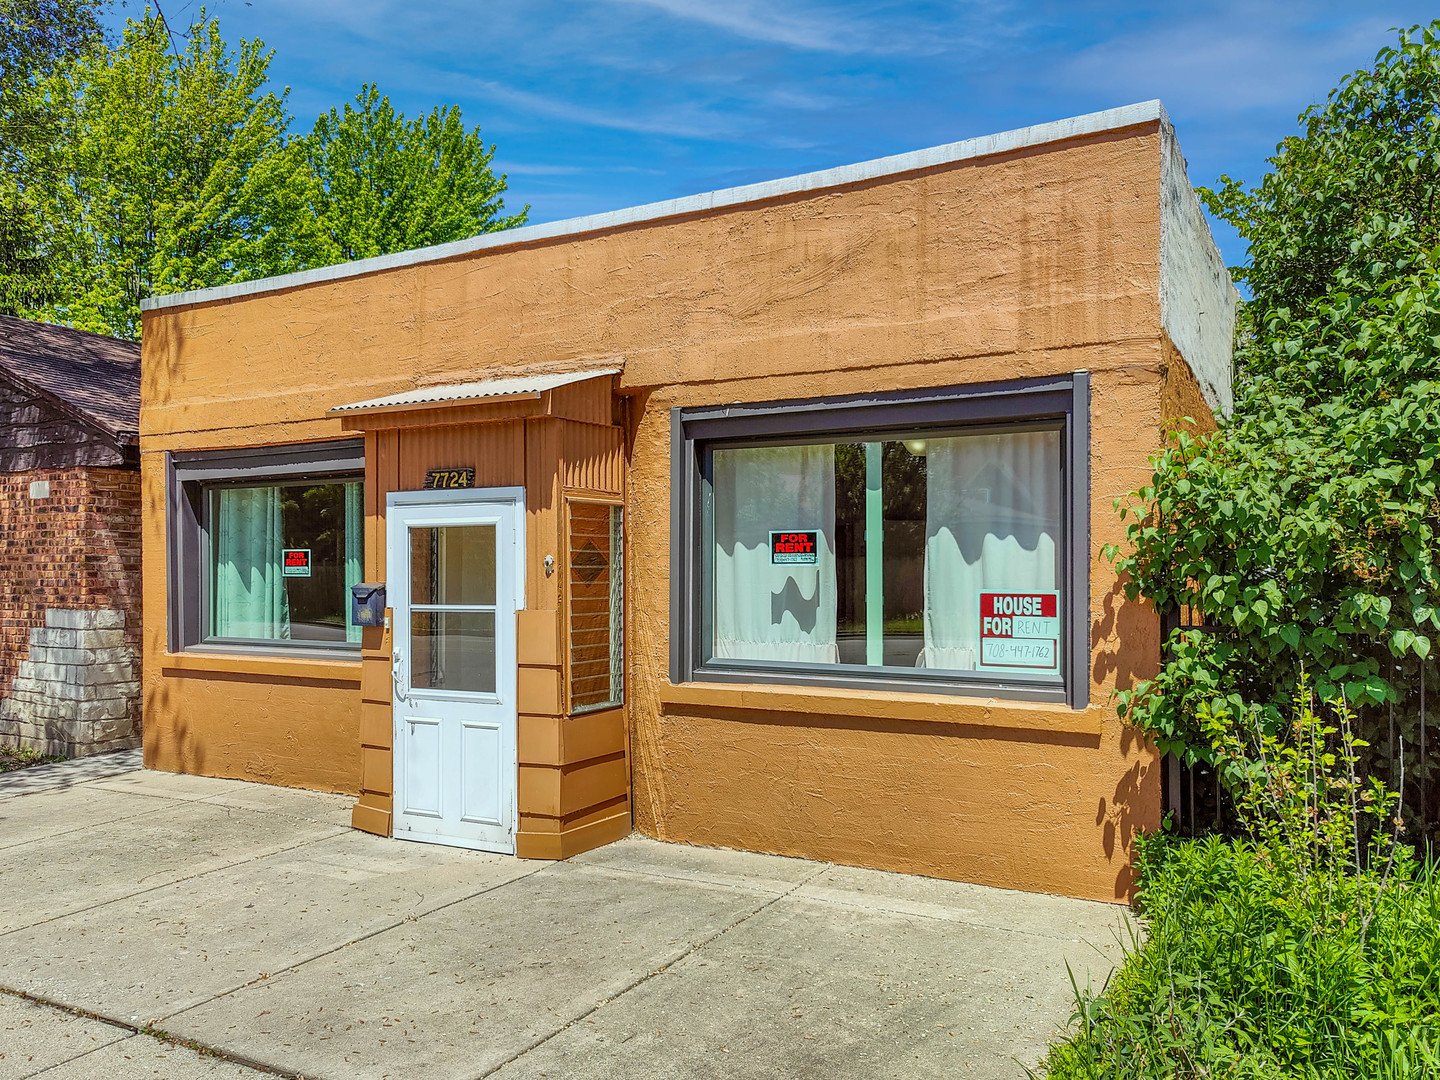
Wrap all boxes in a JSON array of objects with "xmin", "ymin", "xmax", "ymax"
[{"xmin": 0, "ymin": 608, "xmax": 141, "ymax": 757}]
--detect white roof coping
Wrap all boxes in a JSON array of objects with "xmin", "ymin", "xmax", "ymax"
[
  {"xmin": 328, "ymin": 367, "xmax": 621, "ymax": 416},
  {"xmin": 143, "ymin": 100, "xmax": 1167, "ymax": 314}
]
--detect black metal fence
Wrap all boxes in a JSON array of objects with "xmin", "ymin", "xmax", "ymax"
[
  {"xmin": 1158, "ymin": 605, "xmax": 1434, "ymax": 842},
  {"xmin": 1158, "ymin": 604, "xmax": 1227, "ymax": 837}
]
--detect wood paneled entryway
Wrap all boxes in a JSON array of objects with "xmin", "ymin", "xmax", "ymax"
[{"xmin": 340, "ymin": 369, "xmax": 631, "ymax": 860}]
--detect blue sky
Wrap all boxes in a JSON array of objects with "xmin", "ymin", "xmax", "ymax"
[{"xmin": 112, "ymin": 1, "xmax": 1437, "ymax": 269}]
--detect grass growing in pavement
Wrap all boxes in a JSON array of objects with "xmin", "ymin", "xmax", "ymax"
[{"xmin": 0, "ymin": 746, "xmax": 62, "ymax": 773}]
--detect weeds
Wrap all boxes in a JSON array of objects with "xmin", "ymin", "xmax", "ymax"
[
  {"xmin": 0, "ymin": 746, "xmax": 61, "ymax": 774},
  {"xmin": 1037, "ymin": 684, "xmax": 1440, "ymax": 1079}
]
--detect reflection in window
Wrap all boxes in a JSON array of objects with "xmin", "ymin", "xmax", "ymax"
[
  {"xmin": 410, "ymin": 611, "xmax": 496, "ymax": 693},
  {"xmin": 410, "ymin": 526, "xmax": 496, "ymax": 606},
  {"xmin": 408, "ymin": 525, "xmax": 498, "ymax": 694},
  {"xmin": 709, "ymin": 428, "xmax": 1061, "ymax": 680},
  {"xmin": 209, "ymin": 480, "xmax": 363, "ymax": 643}
]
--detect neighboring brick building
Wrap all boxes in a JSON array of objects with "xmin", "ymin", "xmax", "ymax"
[{"xmin": 0, "ymin": 316, "xmax": 142, "ymax": 756}]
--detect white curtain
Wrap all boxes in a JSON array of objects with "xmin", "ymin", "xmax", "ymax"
[
  {"xmin": 213, "ymin": 486, "xmax": 291, "ymax": 640},
  {"xmin": 921, "ymin": 431, "xmax": 1059, "ymax": 669},
  {"xmin": 344, "ymin": 482, "xmax": 364, "ymax": 644},
  {"xmin": 713, "ymin": 445, "xmax": 838, "ymax": 663}
]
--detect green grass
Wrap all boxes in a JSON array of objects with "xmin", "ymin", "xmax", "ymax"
[
  {"xmin": 1039, "ymin": 834, "xmax": 1440, "ymax": 1079},
  {"xmin": 0, "ymin": 746, "xmax": 62, "ymax": 774}
]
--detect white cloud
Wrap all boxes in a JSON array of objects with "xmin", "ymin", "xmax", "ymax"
[
  {"xmin": 595, "ymin": 0, "xmax": 1022, "ymax": 57},
  {"xmin": 1049, "ymin": 4, "xmax": 1407, "ymax": 114},
  {"xmin": 500, "ymin": 161, "xmax": 665, "ymax": 175},
  {"xmin": 452, "ymin": 75, "xmax": 743, "ymax": 139}
]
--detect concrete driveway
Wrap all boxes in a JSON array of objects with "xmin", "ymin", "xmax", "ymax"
[{"xmin": 0, "ymin": 754, "xmax": 1127, "ymax": 1079}]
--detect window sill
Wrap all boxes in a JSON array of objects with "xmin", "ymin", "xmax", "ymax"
[
  {"xmin": 161, "ymin": 650, "xmax": 362, "ymax": 685},
  {"xmin": 658, "ymin": 680, "xmax": 1102, "ymax": 736}
]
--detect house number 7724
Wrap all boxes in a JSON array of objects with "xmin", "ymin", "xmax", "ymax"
[{"xmin": 423, "ymin": 467, "xmax": 475, "ymax": 490}]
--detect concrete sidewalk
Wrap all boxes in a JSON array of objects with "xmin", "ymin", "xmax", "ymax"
[{"xmin": 0, "ymin": 758, "xmax": 1129, "ymax": 1079}]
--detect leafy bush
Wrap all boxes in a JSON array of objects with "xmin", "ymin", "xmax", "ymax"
[
  {"xmin": 1052, "ymin": 30, "xmax": 1440, "ymax": 1076},
  {"xmin": 1107, "ymin": 22, "xmax": 1440, "ymax": 834},
  {"xmin": 1039, "ymin": 689, "xmax": 1440, "ymax": 1079},
  {"xmin": 1043, "ymin": 837, "xmax": 1440, "ymax": 1079}
]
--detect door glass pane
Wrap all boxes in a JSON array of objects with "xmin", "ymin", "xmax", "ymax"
[
  {"xmin": 410, "ymin": 525, "xmax": 496, "ymax": 606},
  {"xmin": 410, "ymin": 611, "xmax": 496, "ymax": 693}
]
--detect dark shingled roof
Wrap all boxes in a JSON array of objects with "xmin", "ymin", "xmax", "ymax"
[{"xmin": 0, "ymin": 316, "xmax": 140, "ymax": 441}]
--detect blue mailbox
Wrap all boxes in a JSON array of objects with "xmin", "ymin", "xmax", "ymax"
[{"xmin": 350, "ymin": 582, "xmax": 386, "ymax": 628}]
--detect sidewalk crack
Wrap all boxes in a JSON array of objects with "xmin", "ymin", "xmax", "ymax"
[
  {"xmin": 0, "ymin": 986, "xmax": 301, "ymax": 1079},
  {"xmin": 0, "ymin": 822, "xmax": 351, "ymax": 941},
  {"xmin": 1, "ymin": 860, "xmax": 560, "ymax": 1080},
  {"xmin": 472, "ymin": 862, "xmax": 831, "ymax": 1079},
  {"xmin": 156, "ymin": 861, "xmax": 553, "ymax": 1025}
]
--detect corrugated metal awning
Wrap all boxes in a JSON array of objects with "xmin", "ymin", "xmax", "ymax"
[{"xmin": 328, "ymin": 367, "xmax": 621, "ymax": 416}]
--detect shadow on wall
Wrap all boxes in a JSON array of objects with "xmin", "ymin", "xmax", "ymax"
[
  {"xmin": 621, "ymin": 388, "xmax": 651, "ymax": 461},
  {"xmin": 1098, "ymin": 724, "xmax": 1160, "ymax": 900},
  {"xmin": 1090, "ymin": 574, "xmax": 1164, "ymax": 900},
  {"xmin": 145, "ymin": 672, "xmax": 203, "ymax": 777},
  {"xmin": 151, "ymin": 666, "xmax": 362, "ymax": 788},
  {"xmin": 1091, "ymin": 574, "xmax": 1160, "ymax": 693}
]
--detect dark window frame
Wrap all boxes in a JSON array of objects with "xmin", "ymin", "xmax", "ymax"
[
  {"xmin": 166, "ymin": 441, "xmax": 365, "ymax": 660},
  {"xmin": 669, "ymin": 374, "xmax": 1091, "ymax": 708}
]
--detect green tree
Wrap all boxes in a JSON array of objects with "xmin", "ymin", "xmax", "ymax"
[
  {"xmin": 14, "ymin": 15, "xmax": 527, "ymax": 339},
  {"xmin": 1111, "ymin": 23, "xmax": 1440, "ymax": 835},
  {"xmin": 0, "ymin": 0, "xmax": 107, "ymax": 313},
  {"xmin": 1110, "ymin": 23, "xmax": 1440, "ymax": 834},
  {"xmin": 300, "ymin": 84, "xmax": 526, "ymax": 264},
  {"xmin": 24, "ymin": 12, "xmax": 323, "ymax": 338}
]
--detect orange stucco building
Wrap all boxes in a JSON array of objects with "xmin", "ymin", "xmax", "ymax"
[{"xmin": 139, "ymin": 101, "xmax": 1236, "ymax": 902}]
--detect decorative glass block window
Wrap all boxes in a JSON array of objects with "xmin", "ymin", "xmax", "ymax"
[
  {"xmin": 671, "ymin": 377, "xmax": 1089, "ymax": 706},
  {"xmin": 206, "ymin": 478, "xmax": 364, "ymax": 645},
  {"xmin": 569, "ymin": 501, "xmax": 623, "ymax": 711}
]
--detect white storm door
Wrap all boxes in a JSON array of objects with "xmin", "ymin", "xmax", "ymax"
[{"xmin": 388, "ymin": 490, "xmax": 523, "ymax": 853}]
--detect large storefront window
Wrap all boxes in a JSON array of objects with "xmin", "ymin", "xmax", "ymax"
[
  {"xmin": 672, "ymin": 377, "xmax": 1088, "ymax": 704},
  {"xmin": 711, "ymin": 429, "xmax": 1061, "ymax": 679},
  {"xmin": 208, "ymin": 479, "xmax": 364, "ymax": 644},
  {"xmin": 166, "ymin": 440, "xmax": 367, "ymax": 656}
]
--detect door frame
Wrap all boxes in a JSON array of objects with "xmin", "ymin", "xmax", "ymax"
[{"xmin": 386, "ymin": 486, "xmax": 526, "ymax": 852}]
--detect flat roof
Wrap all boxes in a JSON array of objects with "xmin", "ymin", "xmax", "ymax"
[{"xmin": 142, "ymin": 99, "xmax": 1166, "ymax": 314}]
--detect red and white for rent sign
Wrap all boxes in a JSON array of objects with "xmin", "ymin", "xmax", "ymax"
[{"xmin": 978, "ymin": 591, "xmax": 1060, "ymax": 670}]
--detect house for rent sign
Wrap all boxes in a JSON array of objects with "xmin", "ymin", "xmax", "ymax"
[{"xmin": 978, "ymin": 591, "xmax": 1060, "ymax": 670}]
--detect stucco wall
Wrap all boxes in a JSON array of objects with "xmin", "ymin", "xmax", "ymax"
[
  {"xmin": 1160, "ymin": 122, "xmax": 1239, "ymax": 417},
  {"xmin": 141, "ymin": 126, "xmax": 1169, "ymax": 443},
  {"xmin": 141, "ymin": 119, "xmax": 1220, "ymax": 900},
  {"xmin": 138, "ymin": 453, "xmax": 362, "ymax": 791}
]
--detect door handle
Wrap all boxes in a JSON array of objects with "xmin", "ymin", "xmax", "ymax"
[{"xmin": 392, "ymin": 642, "xmax": 408, "ymax": 704}]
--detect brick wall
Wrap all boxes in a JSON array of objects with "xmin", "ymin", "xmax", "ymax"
[{"xmin": 0, "ymin": 467, "xmax": 143, "ymax": 732}]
